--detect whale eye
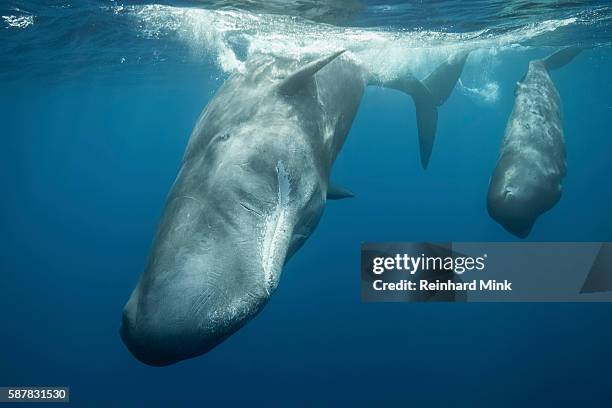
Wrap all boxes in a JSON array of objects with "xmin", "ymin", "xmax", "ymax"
[{"xmin": 218, "ymin": 132, "xmax": 230, "ymax": 141}]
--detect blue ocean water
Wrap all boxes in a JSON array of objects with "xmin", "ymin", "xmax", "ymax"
[{"xmin": 1, "ymin": 1, "xmax": 612, "ymax": 406}]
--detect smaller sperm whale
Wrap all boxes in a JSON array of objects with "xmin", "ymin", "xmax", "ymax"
[{"xmin": 487, "ymin": 47, "xmax": 582, "ymax": 238}]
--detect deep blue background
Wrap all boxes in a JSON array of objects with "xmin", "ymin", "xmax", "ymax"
[{"xmin": 1, "ymin": 47, "xmax": 612, "ymax": 406}]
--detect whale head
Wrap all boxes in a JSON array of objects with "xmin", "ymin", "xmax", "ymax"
[
  {"xmin": 120, "ymin": 71, "xmax": 326, "ymax": 366},
  {"xmin": 487, "ymin": 183, "xmax": 537, "ymax": 238},
  {"xmin": 487, "ymin": 154, "xmax": 561, "ymax": 238}
]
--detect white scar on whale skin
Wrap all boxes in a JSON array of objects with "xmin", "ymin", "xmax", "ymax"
[{"xmin": 260, "ymin": 160, "xmax": 293, "ymax": 295}]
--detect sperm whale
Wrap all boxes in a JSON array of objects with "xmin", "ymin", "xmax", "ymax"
[
  {"xmin": 120, "ymin": 49, "xmax": 468, "ymax": 365},
  {"xmin": 487, "ymin": 47, "xmax": 582, "ymax": 238}
]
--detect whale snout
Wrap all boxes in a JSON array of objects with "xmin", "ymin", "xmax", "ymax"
[
  {"xmin": 119, "ymin": 303, "xmax": 225, "ymax": 367},
  {"xmin": 487, "ymin": 186, "xmax": 536, "ymax": 238},
  {"xmin": 120, "ymin": 244, "xmax": 275, "ymax": 366},
  {"xmin": 120, "ymin": 281, "xmax": 270, "ymax": 366}
]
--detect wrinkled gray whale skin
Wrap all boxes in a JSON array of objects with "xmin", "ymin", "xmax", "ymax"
[
  {"xmin": 121, "ymin": 50, "xmax": 468, "ymax": 366},
  {"xmin": 487, "ymin": 47, "xmax": 581, "ymax": 238}
]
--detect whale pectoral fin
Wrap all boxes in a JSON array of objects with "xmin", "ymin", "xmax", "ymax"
[
  {"xmin": 327, "ymin": 183, "xmax": 355, "ymax": 200},
  {"xmin": 278, "ymin": 50, "xmax": 346, "ymax": 96}
]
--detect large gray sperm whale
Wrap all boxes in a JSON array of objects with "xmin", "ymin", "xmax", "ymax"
[
  {"xmin": 487, "ymin": 47, "xmax": 582, "ymax": 238},
  {"xmin": 121, "ymin": 50, "xmax": 468, "ymax": 366}
]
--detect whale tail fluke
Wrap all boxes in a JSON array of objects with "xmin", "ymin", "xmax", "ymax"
[
  {"xmin": 371, "ymin": 49, "xmax": 469, "ymax": 169},
  {"xmin": 412, "ymin": 51, "xmax": 470, "ymax": 169},
  {"xmin": 412, "ymin": 50, "xmax": 470, "ymax": 169},
  {"xmin": 543, "ymin": 46, "xmax": 582, "ymax": 71},
  {"xmin": 410, "ymin": 85, "xmax": 438, "ymax": 169},
  {"xmin": 422, "ymin": 50, "xmax": 471, "ymax": 106}
]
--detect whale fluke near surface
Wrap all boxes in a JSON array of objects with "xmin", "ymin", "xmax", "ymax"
[
  {"xmin": 417, "ymin": 50, "xmax": 470, "ymax": 169},
  {"xmin": 423, "ymin": 50, "xmax": 471, "ymax": 106},
  {"xmin": 370, "ymin": 50, "xmax": 470, "ymax": 169},
  {"xmin": 487, "ymin": 47, "xmax": 582, "ymax": 238}
]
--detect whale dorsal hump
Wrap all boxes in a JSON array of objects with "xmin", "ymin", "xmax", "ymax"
[{"xmin": 278, "ymin": 49, "xmax": 346, "ymax": 96}]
